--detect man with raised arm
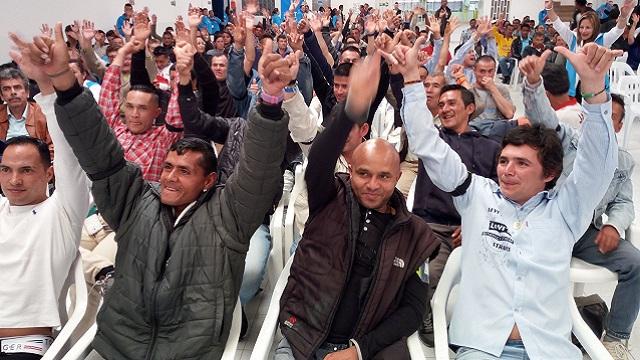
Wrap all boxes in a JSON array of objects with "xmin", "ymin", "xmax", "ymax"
[
  {"xmin": 0, "ymin": 33, "xmax": 90, "ymax": 359},
  {"xmin": 275, "ymin": 52, "xmax": 439, "ymax": 360},
  {"xmin": 21, "ymin": 23, "xmax": 291, "ymax": 360},
  {"xmin": 388, "ymin": 36, "xmax": 619, "ymax": 358},
  {"xmin": 521, "ymin": 51, "xmax": 640, "ymax": 359}
]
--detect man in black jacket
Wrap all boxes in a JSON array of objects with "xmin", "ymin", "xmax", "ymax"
[
  {"xmin": 275, "ymin": 51, "xmax": 438, "ymax": 360},
  {"xmin": 413, "ymin": 84, "xmax": 502, "ymax": 347}
]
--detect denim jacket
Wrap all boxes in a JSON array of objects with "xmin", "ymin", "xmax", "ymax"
[{"xmin": 523, "ymin": 77, "xmax": 635, "ymax": 237}]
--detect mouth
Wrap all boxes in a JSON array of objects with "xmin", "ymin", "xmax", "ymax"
[
  {"xmin": 441, "ymin": 112, "xmax": 456, "ymax": 121},
  {"xmin": 5, "ymin": 188, "xmax": 25, "ymax": 194}
]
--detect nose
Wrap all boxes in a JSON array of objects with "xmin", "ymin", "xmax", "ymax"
[
  {"xmin": 504, "ymin": 161, "xmax": 516, "ymax": 176},
  {"xmin": 365, "ymin": 176, "xmax": 379, "ymax": 191},
  {"xmin": 9, "ymin": 172, "xmax": 22, "ymax": 186}
]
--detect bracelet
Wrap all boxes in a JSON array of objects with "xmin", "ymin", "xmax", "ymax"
[
  {"xmin": 404, "ymin": 79, "xmax": 422, "ymax": 86},
  {"xmin": 456, "ymin": 76, "xmax": 467, "ymax": 85},
  {"xmin": 260, "ymin": 91, "xmax": 284, "ymax": 105},
  {"xmin": 581, "ymin": 86, "xmax": 608, "ymax": 100},
  {"xmin": 48, "ymin": 68, "xmax": 71, "ymax": 78}
]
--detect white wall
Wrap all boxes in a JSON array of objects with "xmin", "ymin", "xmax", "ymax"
[{"xmin": 0, "ymin": 0, "xmax": 212, "ymax": 64}]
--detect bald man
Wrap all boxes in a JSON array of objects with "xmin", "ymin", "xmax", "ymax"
[{"xmin": 275, "ymin": 59, "xmax": 439, "ymax": 360}]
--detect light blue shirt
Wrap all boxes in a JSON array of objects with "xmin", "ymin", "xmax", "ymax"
[
  {"xmin": 7, "ymin": 105, "xmax": 29, "ymax": 140},
  {"xmin": 400, "ymin": 83, "xmax": 618, "ymax": 359}
]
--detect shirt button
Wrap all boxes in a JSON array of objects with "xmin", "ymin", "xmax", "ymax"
[
  {"xmin": 604, "ymin": 110, "xmax": 609, "ymax": 115},
  {"xmin": 366, "ymin": 219, "xmax": 371, "ymax": 223},
  {"xmin": 363, "ymin": 226, "xmax": 368, "ymax": 231}
]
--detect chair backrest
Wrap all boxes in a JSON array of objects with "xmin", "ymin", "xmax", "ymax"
[
  {"xmin": 221, "ymin": 298, "xmax": 242, "ymax": 360},
  {"xmin": 284, "ymin": 161, "xmax": 307, "ymax": 261},
  {"xmin": 42, "ymin": 253, "xmax": 88, "ymax": 360},
  {"xmin": 406, "ymin": 178, "xmax": 417, "ymax": 212},
  {"xmin": 616, "ymin": 75, "xmax": 640, "ymax": 106},
  {"xmin": 609, "ymin": 62, "xmax": 635, "ymax": 92}
]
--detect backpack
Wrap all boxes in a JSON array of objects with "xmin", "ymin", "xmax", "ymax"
[{"xmin": 571, "ymin": 294, "xmax": 609, "ymax": 351}]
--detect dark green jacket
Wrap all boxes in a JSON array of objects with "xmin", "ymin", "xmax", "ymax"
[{"xmin": 54, "ymin": 88, "xmax": 289, "ymax": 359}]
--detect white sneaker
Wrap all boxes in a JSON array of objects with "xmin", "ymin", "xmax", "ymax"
[{"xmin": 603, "ymin": 340, "xmax": 635, "ymax": 360}]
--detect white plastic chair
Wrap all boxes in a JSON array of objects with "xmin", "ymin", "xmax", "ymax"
[
  {"xmin": 283, "ymin": 161, "xmax": 306, "ymax": 262},
  {"xmin": 250, "ymin": 255, "xmax": 425, "ymax": 360},
  {"xmin": 432, "ymin": 248, "xmax": 614, "ymax": 360},
  {"xmin": 42, "ymin": 253, "xmax": 88, "ymax": 360},
  {"xmin": 406, "ymin": 178, "xmax": 417, "ymax": 212},
  {"xmin": 608, "ymin": 62, "xmax": 635, "ymax": 93},
  {"xmin": 268, "ymin": 194, "xmax": 287, "ymax": 286},
  {"xmin": 61, "ymin": 298, "xmax": 242, "ymax": 360},
  {"xmin": 614, "ymin": 76, "xmax": 640, "ymax": 150}
]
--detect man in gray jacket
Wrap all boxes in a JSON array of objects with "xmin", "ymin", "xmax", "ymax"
[
  {"xmin": 22, "ymin": 23, "xmax": 293, "ymax": 360},
  {"xmin": 521, "ymin": 50, "xmax": 640, "ymax": 357}
]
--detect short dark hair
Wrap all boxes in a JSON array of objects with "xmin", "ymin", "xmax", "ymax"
[
  {"xmin": 153, "ymin": 46, "xmax": 172, "ymax": 58},
  {"xmin": 541, "ymin": 62, "xmax": 569, "ymax": 95},
  {"xmin": 576, "ymin": 0, "xmax": 587, "ymax": 6},
  {"xmin": 124, "ymin": 3, "xmax": 133, "ymax": 8},
  {"xmin": 611, "ymin": 93, "xmax": 626, "ymax": 120},
  {"xmin": 168, "ymin": 138, "xmax": 217, "ymax": 174},
  {"xmin": 0, "ymin": 68, "xmax": 29, "ymax": 90},
  {"xmin": 440, "ymin": 84, "xmax": 476, "ymax": 107},
  {"xmin": 334, "ymin": 62, "xmax": 353, "ymax": 77},
  {"xmin": 475, "ymin": 55, "xmax": 496, "ymax": 66},
  {"xmin": 260, "ymin": 34, "xmax": 274, "ymax": 41},
  {"xmin": 106, "ymin": 44, "xmax": 121, "ymax": 55},
  {"xmin": 520, "ymin": 23, "xmax": 531, "ymax": 30},
  {"xmin": 4, "ymin": 136, "xmax": 51, "ymax": 168},
  {"xmin": 128, "ymin": 85, "xmax": 160, "ymax": 107},
  {"xmin": 341, "ymin": 45, "xmax": 361, "ymax": 55},
  {"xmin": 277, "ymin": 34, "xmax": 288, "ymax": 41},
  {"xmin": 502, "ymin": 125, "xmax": 563, "ymax": 189}
]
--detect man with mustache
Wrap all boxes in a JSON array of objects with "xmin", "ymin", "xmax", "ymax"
[{"xmin": 0, "ymin": 68, "xmax": 53, "ymax": 159}]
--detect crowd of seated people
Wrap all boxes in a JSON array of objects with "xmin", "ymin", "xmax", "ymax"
[{"xmin": 1, "ymin": 0, "xmax": 640, "ymax": 359}]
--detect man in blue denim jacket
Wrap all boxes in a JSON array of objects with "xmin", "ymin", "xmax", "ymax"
[
  {"xmin": 387, "ymin": 36, "xmax": 619, "ymax": 358},
  {"xmin": 521, "ymin": 51, "xmax": 639, "ymax": 358}
]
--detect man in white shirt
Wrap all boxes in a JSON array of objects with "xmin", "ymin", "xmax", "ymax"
[{"xmin": 0, "ymin": 38, "xmax": 90, "ymax": 359}]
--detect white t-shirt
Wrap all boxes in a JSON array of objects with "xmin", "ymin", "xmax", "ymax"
[{"xmin": 0, "ymin": 92, "xmax": 90, "ymax": 328}]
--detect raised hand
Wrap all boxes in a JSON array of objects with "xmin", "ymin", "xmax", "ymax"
[
  {"xmin": 555, "ymin": 43, "xmax": 622, "ymax": 103},
  {"xmin": 450, "ymin": 63, "xmax": 465, "ymax": 79},
  {"xmin": 518, "ymin": 50, "xmax": 552, "ymax": 85},
  {"xmin": 345, "ymin": 51, "xmax": 383, "ymax": 121},
  {"xmin": 68, "ymin": 21, "xmax": 81, "ymax": 40},
  {"xmin": 258, "ymin": 38, "xmax": 295, "ymax": 96},
  {"xmin": 188, "ymin": 4, "xmax": 203, "ymax": 28},
  {"xmin": 9, "ymin": 33, "xmax": 51, "ymax": 86},
  {"xmin": 245, "ymin": 0, "xmax": 259, "ymax": 14},
  {"xmin": 418, "ymin": 50, "xmax": 430, "ymax": 66},
  {"xmin": 40, "ymin": 24, "xmax": 52, "ymax": 38},
  {"xmin": 310, "ymin": 15, "xmax": 322, "ymax": 33},
  {"xmin": 621, "ymin": 0, "xmax": 637, "ymax": 18},
  {"xmin": 475, "ymin": 16, "xmax": 492, "ymax": 38},
  {"xmin": 633, "ymin": 13, "xmax": 640, "ymax": 24},
  {"xmin": 122, "ymin": 21, "xmax": 133, "ymax": 38},
  {"xmin": 133, "ymin": 13, "xmax": 152, "ymax": 42},
  {"xmin": 427, "ymin": 15, "xmax": 440, "ymax": 36},
  {"xmin": 445, "ymin": 17, "xmax": 460, "ymax": 37},
  {"xmin": 174, "ymin": 41, "xmax": 196, "ymax": 84},
  {"xmin": 380, "ymin": 35, "xmax": 427, "ymax": 82},
  {"xmin": 81, "ymin": 20, "xmax": 96, "ymax": 41},
  {"xmin": 23, "ymin": 23, "xmax": 76, "ymax": 91}
]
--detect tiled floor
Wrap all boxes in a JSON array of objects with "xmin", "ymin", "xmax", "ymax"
[{"xmin": 236, "ymin": 86, "xmax": 640, "ymax": 359}]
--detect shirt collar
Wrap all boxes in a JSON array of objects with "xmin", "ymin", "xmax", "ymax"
[
  {"xmin": 8, "ymin": 104, "xmax": 28, "ymax": 122},
  {"xmin": 492, "ymin": 185, "xmax": 557, "ymax": 206}
]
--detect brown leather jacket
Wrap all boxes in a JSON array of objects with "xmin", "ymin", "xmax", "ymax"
[
  {"xmin": 0, "ymin": 102, "xmax": 54, "ymax": 159},
  {"xmin": 279, "ymin": 173, "xmax": 439, "ymax": 359}
]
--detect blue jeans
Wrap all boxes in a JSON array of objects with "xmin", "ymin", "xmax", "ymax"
[
  {"xmin": 498, "ymin": 57, "xmax": 516, "ymax": 79},
  {"xmin": 456, "ymin": 340, "xmax": 529, "ymax": 359},
  {"xmin": 239, "ymin": 224, "xmax": 271, "ymax": 305},
  {"xmin": 573, "ymin": 225, "xmax": 640, "ymax": 340}
]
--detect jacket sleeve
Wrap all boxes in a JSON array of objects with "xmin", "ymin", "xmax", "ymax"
[
  {"xmin": 227, "ymin": 47, "xmax": 251, "ymax": 100},
  {"xmin": 179, "ymin": 83, "xmax": 231, "ymax": 143},
  {"xmin": 352, "ymin": 274, "xmax": 427, "ymax": 359},
  {"xmin": 603, "ymin": 156, "xmax": 635, "ymax": 236},
  {"xmin": 54, "ymin": 83, "xmax": 145, "ymax": 236},
  {"xmin": 306, "ymin": 103, "xmax": 353, "ymax": 216},
  {"xmin": 220, "ymin": 102, "xmax": 289, "ymax": 246},
  {"xmin": 304, "ymin": 30, "xmax": 334, "ymax": 86},
  {"xmin": 36, "ymin": 92, "xmax": 91, "ymax": 247},
  {"xmin": 297, "ymin": 53, "xmax": 314, "ymax": 106},
  {"xmin": 193, "ymin": 53, "xmax": 220, "ymax": 116},
  {"xmin": 131, "ymin": 49, "xmax": 153, "ymax": 87},
  {"xmin": 282, "ymin": 89, "xmax": 320, "ymax": 156}
]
